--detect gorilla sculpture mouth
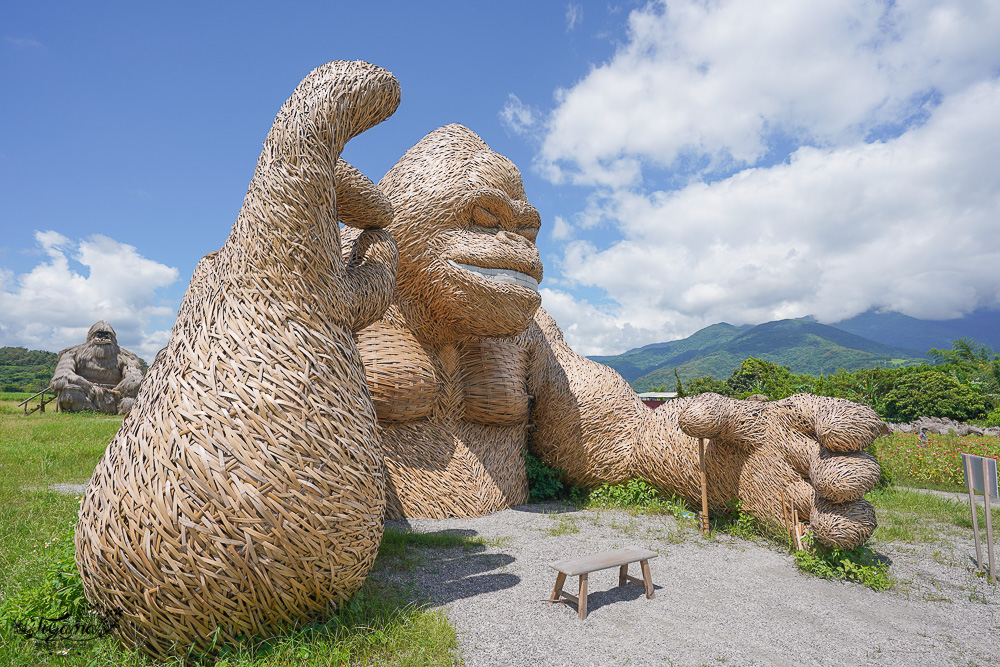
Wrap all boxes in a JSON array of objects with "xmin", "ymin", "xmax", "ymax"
[{"xmin": 446, "ymin": 259, "xmax": 539, "ymax": 292}]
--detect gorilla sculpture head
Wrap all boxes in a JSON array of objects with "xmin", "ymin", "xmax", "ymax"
[
  {"xmin": 87, "ymin": 320, "xmax": 118, "ymax": 357},
  {"xmin": 379, "ymin": 124, "xmax": 543, "ymax": 341}
]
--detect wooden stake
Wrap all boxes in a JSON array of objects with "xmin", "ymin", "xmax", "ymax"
[
  {"xmin": 698, "ymin": 438, "xmax": 710, "ymax": 536},
  {"xmin": 780, "ymin": 489, "xmax": 790, "ymax": 537},
  {"xmin": 984, "ymin": 463, "xmax": 995, "ymax": 583}
]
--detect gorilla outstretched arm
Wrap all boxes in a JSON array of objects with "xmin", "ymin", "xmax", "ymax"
[{"xmin": 523, "ymin": 306, "xmax": 883, "ymax": 549}]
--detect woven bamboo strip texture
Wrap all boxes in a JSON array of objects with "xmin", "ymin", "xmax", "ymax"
[
  {"xmin": 75, "ymin": 60, "xmax": 400, "ymax": 659},
  {"xmin": 526, "ymin": 310, "xmax": 883, "ymax": 548},
  {"xmin": 349, "ymin": 124, "xmax": 543, "ymax": 518},
  {"xmin": 347, "ymin": 123, "xmax": 883, "ymax": 549}
]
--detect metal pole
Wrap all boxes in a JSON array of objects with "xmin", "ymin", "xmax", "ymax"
[
  {"xmin": 983, "ymin": 463, "xmax": 995, "ymax": 583},
  {"xmin": 966, "ymin": 454, "xmax": 983, "ymax": 570}
]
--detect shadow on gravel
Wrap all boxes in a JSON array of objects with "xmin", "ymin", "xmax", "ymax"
[
  {"xmin": 557, "ymin": 581, "xmax": 664, "ymax": 618},
  {"xmin": 511, "ymin": 502, "xmax": 580, "ymax": 515},
  {"xmin": 383, "ymin": 526, "xmax": 521, "ymax": 605}
]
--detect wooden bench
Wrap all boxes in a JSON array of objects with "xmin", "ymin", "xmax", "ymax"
[{"xmin": 545, "ymin": 547, "xmax": 658, "ymax": 619}]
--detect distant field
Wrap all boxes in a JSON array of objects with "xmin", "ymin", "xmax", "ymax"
[{"xmin": 871, "ymin": 431, "xmax": 1000, "ymax": 492}]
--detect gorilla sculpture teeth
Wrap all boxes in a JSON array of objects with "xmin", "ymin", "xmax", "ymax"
[{"xmin": 446, "ymin": 259, "xmax": 539, "ymax": 291}]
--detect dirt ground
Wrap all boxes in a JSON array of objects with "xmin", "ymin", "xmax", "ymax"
[{"xmin": 380, "ymin": 503, "xmax": 999, "ymax": 667}]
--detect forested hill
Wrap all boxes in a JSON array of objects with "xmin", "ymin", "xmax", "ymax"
[
  {"xmin": 589, "ymin": 319, "xmax": 927, "ymax": 392},
  {"xmin": 827, "ymin": 309, "xmax": 1000, "ymax": 353},
  {"xmin": 0, "ymin": 347, "xmax": 58, "ymax": 392}
]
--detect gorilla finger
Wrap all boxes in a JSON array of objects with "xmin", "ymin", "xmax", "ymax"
[
  {"xmin": 810, "ymin": 497, "xmax": 877, "ymax": 549},
  {"xmin": 345, "ymin": 229, "xmax": 398, "ymax": 332},
  {"xmin": 776, "ymin": 394, "xmax": 885, "ymax": 453},
  {"xmin": 677, "ymin": 393, "xmax": 767, "ymax": 442},
  {"xmin": 811, "ymin": 450, "xmax": 881, "ymax": 504},
  {"xmin": 335, "ymin": 159, "xmax": 393, "ymax": 230}
]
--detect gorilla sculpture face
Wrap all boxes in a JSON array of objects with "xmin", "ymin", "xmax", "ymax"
[
  {"xmin": 87, "ymin": 320, "xmax": 118, "ymax": 357},
  {"xmin": 380, "ymin": 125, "xmax": 543, "ymax": 340}
]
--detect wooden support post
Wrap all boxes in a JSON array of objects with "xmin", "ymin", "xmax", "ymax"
[
  {"xmin": 780, "ymin": 489, "xmax": 791, "ymax": 549},
  {"xmin": 578, "ymin": 573, "xmax": 588, "ymax": 620},
  {"xmin": 967, "ymin": 462, "xmax": 983, "ymax": 570},
  {"xmin": 791, "ymin": 496, "xmax": 804, "ymax": 551},
  {"xmin": 618, "ymin": 564, "xmax": 628, "ymax": 587},
  {"xmin": 698, "ymin": 438, "xmax": 710, "ymax": 536},
  {"xmin": 984, "ymin": 463, "xmax": 995, "ymax": 583}
]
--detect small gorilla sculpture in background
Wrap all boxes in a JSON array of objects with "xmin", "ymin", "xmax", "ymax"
[{"xmin": 51, "ymin": 320, "xmax": 144, "ymax": 415}]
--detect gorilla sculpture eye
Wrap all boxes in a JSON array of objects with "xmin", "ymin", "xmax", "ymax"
[
  {"xmin": 517, "ymin": 225, "xmax": 539, "ymax": 243},
  {"xmin": 472, "ymin": 205, "xmax": 499, "ymax": 228}
]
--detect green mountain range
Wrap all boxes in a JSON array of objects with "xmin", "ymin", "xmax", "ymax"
[
  {"xmin": 826, "ymin": 308, "xmax": 1000, "ymax": 353},
  {"xmin": 589, "ymin": 319, "xmax": 928, "ymax": 392}
]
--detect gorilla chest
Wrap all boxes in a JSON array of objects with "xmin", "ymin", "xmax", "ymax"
[
  {"xmin": 357, "ymin": 323, "xmax": 530, "ymax": 426},
  {"xmin": 77, "ymin": 356, "xmax": 123, "ymax": 385}
]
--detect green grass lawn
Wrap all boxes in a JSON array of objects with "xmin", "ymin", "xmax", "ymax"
[
  {"xmin": 0, "ymin": 396, "xmax": 459, "ymax": 666},
  {"xmin": 3, "ymin": 392, "xmax": 998, "ymax": 662}
]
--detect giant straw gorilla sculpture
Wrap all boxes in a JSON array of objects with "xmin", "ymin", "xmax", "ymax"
[
  {"xmin": 75, "ymin": 60, "xmax": 883, "ymax": 659},
  {"xmin": 75, "ymin": 61, "xmax": 400, "ymax": 658},
  {"xmin": 350, "ymin": 123, "xmax": 884, "ymax": 549},
  {"xmin": 51, "ymin": 320, "xmax": 144, "ymax": 415}
]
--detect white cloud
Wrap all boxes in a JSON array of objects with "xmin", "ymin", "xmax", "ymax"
[
  {"xmin": 3, "ymin": 36, "xmax": 44, "ymax": 49},
  {"xmin": 532, "ymin": 0, "xmax": 1000, "ymax": 355},
  {"xmin": 549, "ymin": 79, "xmax": 1000, "ymax": 353},
  {"xmin": 566, "ymin": 3, "xmax": 582, "ymax": 31},
  {"xmin": 538, "ymin": 0, "xmax": 1000, "ymax": 187},
  {"xmin": 499, "ymin": 93, "xmax": 538, "ymax": 136},
  {"xmin": 540, "ymin": 288, "xmax": 663, "ymax": 357},
  {"xmin": 550, "ymin": 215, "xmax": 575, "ymax": 241},
  {"xmin": 0, "ymin": 232, "xmax": 179, "ymax": 361}
]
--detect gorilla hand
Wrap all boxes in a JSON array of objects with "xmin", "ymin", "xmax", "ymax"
[{"xmin": 676, "ymin": 393, "xmax": 883, "ymax": 549}]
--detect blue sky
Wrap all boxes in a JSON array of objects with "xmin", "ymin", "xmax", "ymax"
[{"xmin": 2, "ymin": 1, "xmax": 999, "ymax": 361}]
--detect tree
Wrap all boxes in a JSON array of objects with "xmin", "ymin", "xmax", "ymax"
[
  {"xmin": 726, "ymin": 358, "xmax": 793, "ymax": 399},
  {"xmin": 883, "ymin": 370, "xmax": 989, "ymax": 422},
  {"xmin": 673, "ymin": 368, "xmax": 686, "ymax": 398},
  {"xmin": 684, "ymin": 376, "xmax": 731, "ymax": 396}
]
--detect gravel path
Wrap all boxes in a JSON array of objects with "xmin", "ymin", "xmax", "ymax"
[{"xmin": 378, "ymin": 503, "xmax": 999, "ymax": 667}]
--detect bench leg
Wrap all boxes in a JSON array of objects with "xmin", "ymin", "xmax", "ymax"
[
  {"xmin": 619, "ymin": 563, "xmax": 628, "ymax": 586},
  {"xmin": 640, "ymin": 559, "xmax": 654, "ymax": 599},
  {"xmin": 578, "ymin": 573, "xmax": 588, "ymax": 620},
  {"xmin": 549, "ymin": 572, "xmax": 567, "ymax": 602}
]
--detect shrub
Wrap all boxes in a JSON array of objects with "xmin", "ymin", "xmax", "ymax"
[
  {"xmin": 0, "ymin": 536, "xmax": 115, "ymax": 643},
  {"xmin": 524, "ymin": 451, "xmax": 565, "ymax": 502},
  {"xmin": 684, "ymin": 376, "xmax": 730, "ymax": 397},
  {"xmin": 793, "ymin": 534, "xmax": 892, "ymax": 591},
  {"xmin": 726, "ymin": 358, "xmax": 793, "ymax": 399},
  {"xmin": 883, "ymin": 370, "xmax": 989, "ymax": 422},
  {"xmin": 587, "ymin": 479, "xmax": 661, "ymax": 507}
]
